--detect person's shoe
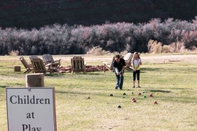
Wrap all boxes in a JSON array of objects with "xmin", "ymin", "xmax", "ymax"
[
  {"xmin": 138, "ymin": 86, "xmax": 141, "ymax": 88},
  {"xmin": 132, "ymin": 86, "xmax": 135, "ymax": 88},
  {"xmin": 115, "ymin": 86, "xmax": 118, "ymax": 89}
]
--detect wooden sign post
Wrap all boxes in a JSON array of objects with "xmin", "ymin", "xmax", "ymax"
[
  {"xmin": 6, "ymin": 87, "xmax": 57, "ymax": 131},
  {"xmin": 26, "ymin": 73, "xmax": 44, "ymax": 87}
]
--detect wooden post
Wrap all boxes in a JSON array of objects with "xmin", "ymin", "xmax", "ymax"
[
  {"xmin": 14, "ymin": 66, "xmax": 21, "ymax": 72},
  {"xmin": 103, "ymin": 63, "xmax": 107, "ymax": 72},
  {"xmin": 26, "ymin": 73, "xmax": 44, "ymax": 87}
]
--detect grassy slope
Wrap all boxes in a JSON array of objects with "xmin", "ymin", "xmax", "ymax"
[{"xmin": 0, "ymin": 54, "xmax": 197, "ymax": 130}]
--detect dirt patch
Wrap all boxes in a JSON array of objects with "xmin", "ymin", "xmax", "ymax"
[
  {"xmin": 80, "ymin": 54, "xmax": 197, "ymax": 64},
  {"xmin": 15, "ymin": 54, "xmax": 197, "ymax": 65},
  {"xmin": 142, "ymin": 54, "xmax": 197, "ymax": 63}
]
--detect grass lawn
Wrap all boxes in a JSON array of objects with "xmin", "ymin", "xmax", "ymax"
[{"xmin": 0, "ymin": 54, "xmax": 197, "ymax": 131}]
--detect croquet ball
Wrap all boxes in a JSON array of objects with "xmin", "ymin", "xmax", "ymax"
[
  {"xmin": 131, "ymin": 92, "xmax": 134, "ymax": 94},
  {"xmin": 87, "ymin": 96, "xmax": 90, "ymax": 99},
  {"xmin": 149, "ymin": 94, "xmax": 153, "ymax": 97},
  {"xmin": 138, "ymin": 92, "xmax": 141, "ymax": 95},
  {"xmin": 132, "ymin": 98, "xmax": 135, "ymax": 101},
  {"xmin": 122, "ymin": 96, "xmax": 125, "ymax": 98},
  {"xmin": 110, "ymin": 94, "xmax": 113, "ymax": 96},
  {"xmin": 123, "ymin": 93, "xmax": 126, "ymax": 95},
  {"xmin": 154, "ymin": 101, "xmax": 158, "ymax": 104},
  {"xmin": 133, "ymin": 99, "xmax": 137, "ymax": 103},
  {"xmin": 143, "ymin": 92, "xmax": 145, "ymax": 94},
  {"xmin": 117, "ymin": 105, "xmax": 121, "ymax": 108},
  {"xmin": 143, "ymin": 95, "xmax": 147, "ymax": 98}
]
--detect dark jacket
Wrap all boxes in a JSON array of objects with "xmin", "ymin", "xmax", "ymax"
[{"xmin": 113, "ymin": 58, "xmax": 126, "ymax": 72}]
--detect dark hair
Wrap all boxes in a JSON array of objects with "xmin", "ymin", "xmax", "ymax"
[{"xmin": 115, "ymin": 54, "xmax": 121, "ymax": 59}]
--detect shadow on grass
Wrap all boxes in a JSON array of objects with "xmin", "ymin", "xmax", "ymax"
[
  {"xmin": 45, "ymin": 73, "xmax": 64, "ymax": 77},
  {"xmin": 171, "ymin": 88, "xmax": 188, "ymax": 90},
  {"xmin": 150, "ymin": 90, "xmax": 171, "ymax": 93},
  {"xmin": 125, "ymin": 68, "xmax": 163, "ymax": 73},
  {"xmin": 141, "ymin": 67, "xmax": 163, "ymax": 72},
  {"xmin": 56, "ymin": 90, "xmax": 89, "ymax": 95},
  {"xmin": 72, "ymin": 72, "xmax": 105, "ymax": 75},
  {"xmin": 156, "ymin": 96, "xmax": 197, "ymax": 103},
  {"xmin": 0, "ymin": 85, "xmax": 6, "ymax": 88}
]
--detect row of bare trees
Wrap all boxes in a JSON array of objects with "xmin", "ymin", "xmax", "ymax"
[{"xmin": 0, "ymin": 17, "xmax": 197, "ymax": 55}]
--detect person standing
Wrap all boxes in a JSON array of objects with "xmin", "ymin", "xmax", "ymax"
[
  {"xmin": 113, "ymin": 54, "xmax": 126, "ymax": 90},
  {"xmin": 132, "ymin": 52, "xmax": 142, "ymax": 88}
]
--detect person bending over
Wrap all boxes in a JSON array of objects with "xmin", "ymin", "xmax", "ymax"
[{"xmin": 113, "ymin": 55, "xmax": 126, "ymax": 90}]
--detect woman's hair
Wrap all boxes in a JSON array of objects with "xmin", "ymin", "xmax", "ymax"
[{"xmin": 132, "ymin": 52, "xmax": 140, "ymax": 60}]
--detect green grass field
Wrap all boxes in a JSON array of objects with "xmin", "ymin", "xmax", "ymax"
[{"xmin": 0, "ymin": 54, "xmax": 197, "ymax": 131}]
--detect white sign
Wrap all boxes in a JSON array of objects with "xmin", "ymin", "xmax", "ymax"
[{"xmin": 6, "ymin": 87, "xmax": 57, "ymax": 131}]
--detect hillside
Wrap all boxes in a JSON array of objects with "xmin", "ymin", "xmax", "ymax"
[{"xmin": 0, "ymin": 0, "xmax": 197, "ymax": 29}]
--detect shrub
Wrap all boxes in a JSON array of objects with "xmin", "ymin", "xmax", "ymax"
[
  {"xmin": 162, "ymin": 45, "xmax": 171, "ymax": 53},
  {"xmin": 153, "ymin": 42, "xmax": 162, "ymax": 54},
  {"xmin": 1, "ymin": 17, "xmax": 197, "ymax": 55},
  {"xmin": 86, "ymin": 46, "xmax": 111, "ymax": 55},
  {"xmin": 169, "ymin": 41, "xmax": 185, "ymax": 52},
  {"xmin": 148, "ymin": 39, "xmax": 157, "ymax": 53},
  {"xmin": 9, "ymin": 50, "xmax": 19, "ymax": 56}
]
